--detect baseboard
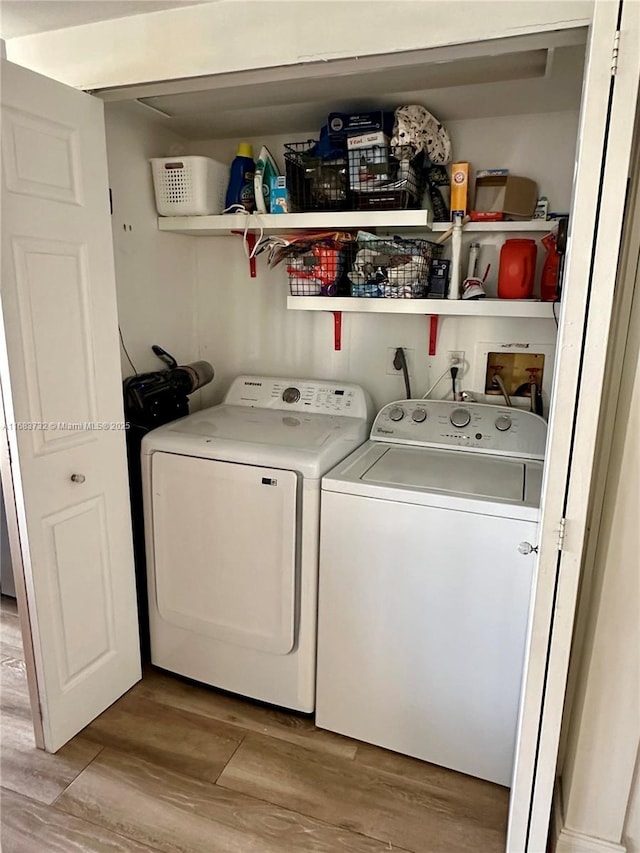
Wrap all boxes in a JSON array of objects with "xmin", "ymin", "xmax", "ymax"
[{"xmin": 553, "ymin": 779, "xmax": 627, "ymax": 853}]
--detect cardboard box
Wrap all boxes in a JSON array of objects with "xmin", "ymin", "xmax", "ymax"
[
  {"xmin": 270, "ymin": 175, "xmax": 289, "ymax": 214},
  {"xmin": 347, "ymin": 131, "xmax": 388, "ymax": 150},
  {"xmin": 475, "ymin": 168, "xmax": 509, "ymax": 178},
  {"xmin": 429, "ymin": 258, "xmax": 451, "ymax": 298},
  {"xmin": 471, "ymin": 175, "xmax": 538, "ymax": 220},
  {"xmin": 348, "ymin": 135, "xmax": 391, "ymax": 192},
  {"xmin": 328, "ymin": 111, "xmax": 389, "ymax": 140},
  {"xmin": 450, "ymin": 163, "xmax": 469, "ymax": 217}
]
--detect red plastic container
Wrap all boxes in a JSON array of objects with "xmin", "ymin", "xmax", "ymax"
[{"xmin": 497, "ymin": 238, "xmax": 537, "ymax": 299}]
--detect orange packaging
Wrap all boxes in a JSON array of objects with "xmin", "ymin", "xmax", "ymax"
[{"xmin": 450, "ymin": 162, "xmax": 469, "ymax": 217}]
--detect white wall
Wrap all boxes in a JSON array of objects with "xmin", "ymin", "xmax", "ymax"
[
  {"xmin": 104, "ymin": 102, "xmax": 199, "ymax": 377},
  {"xmin": 5, "ymin": 1, "xmax": 593, "ymax": 91},
  {"xmin": 187, "ymin": 109, "xmax": 576, "ymax": 410}
]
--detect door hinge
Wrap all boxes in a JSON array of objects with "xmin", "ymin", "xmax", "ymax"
[
  {"xmin": 611, "ymin": 30, "xmax": 620, "ymax": 76},
  {"xmin": 557, "ymin": 517, "xmax": 567, "ymax": 552}
]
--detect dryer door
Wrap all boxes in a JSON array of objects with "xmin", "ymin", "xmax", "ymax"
[{"xmin": 150, "ymin": 452, "xmax": 298, "ymax": 654}]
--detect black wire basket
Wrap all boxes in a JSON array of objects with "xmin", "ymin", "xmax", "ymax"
[
  {"xmin": 286, "ymin": 243, "xmax": 352, "ymax": 296},
  {"xmin": 348, "ymin": 237, "xmax": 441, "ymax": 298},
  {"xmin": 284, "ymin": 140, "xmax": 350, "ymax": 212},
  {"xmin": 348, "ymin": 147, "xmax": 425, "ymax": 211}
]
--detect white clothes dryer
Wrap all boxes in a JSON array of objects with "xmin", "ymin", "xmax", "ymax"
[
  {"xmin": 316, "ymin": 399, "xmax": 547, "ymax": 786},
  {"xmin": 142, "ymin": 375, "xmax": 372, "ymax": 712}
]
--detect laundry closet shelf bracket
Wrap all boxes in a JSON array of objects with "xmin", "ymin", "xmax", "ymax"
[
  {"xmin": 231, "ymin": 230, "xmax": 257, "ymax": 277},
  {"xmin": 428, "ymin": 315, "xmax": 438, "ymax": 356},
  {"xmin": 332, "ymin": 311, "xmax": 342, "ymax": 351}
]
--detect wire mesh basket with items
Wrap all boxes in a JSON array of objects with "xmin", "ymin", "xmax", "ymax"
[
  {"xmin": 286, "ymin": 245, "xmax": 351, "ymax": 296},
  {"xmin": 348, "ymin": 233, "xmax": 441, "ymax": 298},
  {"xmin": 284, "ymin": 141, "xmax": 350, "ymax": 212},
  {"xmin": 347, "ymin": 143, "xmax": 425, "ymax": 211},
  {"xmin": 256, "ymin": 232, "xmax": 355, "ymax": 296}
]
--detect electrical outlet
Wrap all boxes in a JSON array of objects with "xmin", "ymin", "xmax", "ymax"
[
  {"xmin": 386, "ymin": 347, "xmax": 415, "ymax": 376},
  {"xmin": 448, "ymin": 350, "xmax": 465, "ymax": 367}
]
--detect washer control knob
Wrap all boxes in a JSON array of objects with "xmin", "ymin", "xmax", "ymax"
[
  {"xmin": 411, "ymin": 408, "xmax": 427, "ymax": 423},
  {"xmin": 282, "ymin": 387, "xmax": 300, "ymax": 404},
  {"xmin": 388, "ymin": 406, "xmax": 405, "ymax": 422},
  {"xmin": 495, "ymin": 414, "xmax": 513, "ymax": 432},
  {"xmin": 450, "ymin": 407, "xmax": 471, "ymax": 428}
]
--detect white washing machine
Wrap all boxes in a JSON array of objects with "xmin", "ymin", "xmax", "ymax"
[
  {"xmin": 316, "ymin": 399, "xmax": 547, "ymax": 786},
  {"xmin": 142, "ymin": 375, "xmax": 372, "ymax": 712}
]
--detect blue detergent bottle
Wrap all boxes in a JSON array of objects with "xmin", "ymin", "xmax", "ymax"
[{"xmin": 225, "ymin": 142, "xmax": 256, "ymax": 212}]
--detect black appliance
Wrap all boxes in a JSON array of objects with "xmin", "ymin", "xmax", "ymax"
[{"xmin": 123, "ymin": 345, "xmax": 214, "ymax": 659}]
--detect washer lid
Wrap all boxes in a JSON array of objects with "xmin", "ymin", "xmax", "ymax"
[
  {"xmin": 142, "ymin": 404, "xmax": 370, "ymax": 477},
  {"xmin": 363, "ymin": 445, "xmax": 525, "ymax": 501},
  {"xmin": 168, "ymin": 405, "xmax": 358, "ymax": 449}
]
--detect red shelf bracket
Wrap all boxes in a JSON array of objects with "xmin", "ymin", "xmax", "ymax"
[
  {"xmin": 428, "ymin": 314, "xmax": 438, "ymax": 356},
  {"xmin": 332, "ymin": 311, "xmax": 342, "ymax": 351},
  {"xmin": 231, "ymin": 230, "xmax": 257, "ymax": 278}
]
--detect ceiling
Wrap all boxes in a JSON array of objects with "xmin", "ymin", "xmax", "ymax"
[
  {"xmin": 125, "ymin": 37, "xmax": 587, "ymax": 139},
  {"xmin": 0, "ymin": 1, "xmax": 212, "ymax": 40}
]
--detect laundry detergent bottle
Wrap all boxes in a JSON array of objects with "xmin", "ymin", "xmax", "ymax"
[
  {"xmin": 497, "ymin": 238, "xmax": 537, "ymax": 299},
  {"xmin": 225, "ymin": 142, "xmax": 256, "ymax": 212}
]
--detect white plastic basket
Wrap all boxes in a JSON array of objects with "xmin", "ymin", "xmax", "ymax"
[{"xmin": 150, "ymin": 156, "xmax": 229, "ymax": 216}]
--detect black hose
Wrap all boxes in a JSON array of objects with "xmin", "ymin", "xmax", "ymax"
[{"xmin": 393, "ymin": 347, "xmax": 412, "ymax": 399}]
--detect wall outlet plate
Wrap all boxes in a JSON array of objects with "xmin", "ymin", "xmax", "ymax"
[{"xmin": 386, "ymin": 347, "xmax": 415, "ymax": 376}]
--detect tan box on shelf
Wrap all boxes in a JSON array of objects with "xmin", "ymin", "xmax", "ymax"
[{"xmin": 471, "ymin": 175, "xmax": 538, "ymax": 220}]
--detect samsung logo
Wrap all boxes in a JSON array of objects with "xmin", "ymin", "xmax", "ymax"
[{"xmin": 243, "ymin": 381, "xmax": 262, "ymax": 387}]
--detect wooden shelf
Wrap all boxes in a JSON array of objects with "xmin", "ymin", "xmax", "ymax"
[
  {"xmin": 158, "ymin": 212, "xmax": 555, "ymax": 236},
  {"xmin": 286, "ymin": 297, "xmax": 556, "ymax": 318},
  {"xmin": 431, "ymin": 220, "xmax": 555, "ymax": 233},
  {"xmin": 158, "ymin": 209, "xmax": 433, "ymax": 235}
]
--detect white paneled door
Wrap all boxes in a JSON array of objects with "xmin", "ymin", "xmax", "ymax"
[{"xmin": 0, "ymin": 59, "xmax": 141, "ymax": 751}]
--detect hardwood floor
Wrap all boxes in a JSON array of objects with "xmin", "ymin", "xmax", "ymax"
[{"xmin": 0, "ymin": 595, "xmax": 509, "ymax": 852}]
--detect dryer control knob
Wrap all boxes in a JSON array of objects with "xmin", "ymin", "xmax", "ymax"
[
  {"xmin": 495, "ymin": 414, "xmax": 513, "ymax": 432},
  {"xmin": 411, "ymin": 408, "xmax": 427, "ymax": 423},
  {"xmin": 450, "ymin": 407, "xmax": 471, "ymax": 428},
  {"xmin": 282, "ymin": 387, "xmax": 301, "ymax": 404},
  {"xmin": 388, "ymin": 406, "xmax": 405, "ymax": 422}
]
